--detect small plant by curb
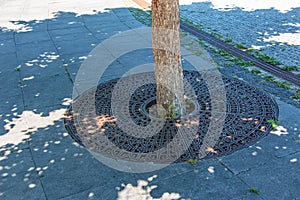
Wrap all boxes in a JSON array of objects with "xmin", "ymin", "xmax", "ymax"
[
  {"xmin": 282, "ymin": 66, "xmax": 298, "ymax": 71},
  {"xmin": 276, "ymin": 81, "xmax": 291, "ymax": 90},
  {"xmin": 187, "ymin": 159, "xmax": 198, "ymax": 165},
  {"xmin": 218, "ymin": 49, "xmax": 232, "ymax": 57},
  {"xmin": 236, "ymin": 43, "xmax": 248, "ymax": 50},
  {"xmin": 252, "ymin": 52, "xmax": 281, "ymax": 65},
  {"xmin": 294, "ymin": 89, "xmax": 300, "ymax": 100},
  {"xmin": 249, "ymin": 187, "xmax": 260, "ymax": 194},
  {"xmin": 267, "ymin": 119, "xmax": 279, "ymax": 129},
  {"xmin": 264, "ymin": 75, "xmax": 275, "ymax": 82},
  {"xmin": 251, "ymin": 69, "xmax": 262, "ymax": 75}
]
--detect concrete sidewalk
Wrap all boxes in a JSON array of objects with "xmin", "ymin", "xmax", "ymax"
[{"xmin": 0, "ymin": 0, "xmax": 299, "ymax": 199}]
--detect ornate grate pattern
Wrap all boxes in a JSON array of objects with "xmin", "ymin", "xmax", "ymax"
[{"xmin": 64, "ymin": 71, "xmax": 279, "ymax": 162}]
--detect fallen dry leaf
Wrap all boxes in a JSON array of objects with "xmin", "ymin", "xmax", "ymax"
[
  {"xmin": 259, "ymin": 126, "xmax": 266, "ymax": 132},
  {"xmin": 206, "ymin": 147, "xmax": 218, "ymax": 154}
]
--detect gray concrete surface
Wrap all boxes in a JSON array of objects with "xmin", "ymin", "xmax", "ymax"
[{"xmin": 0, "ymin": 0, "xmax": 299, "ymax": 199}]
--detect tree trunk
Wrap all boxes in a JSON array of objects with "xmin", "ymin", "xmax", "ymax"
[{"xmin": 152, "ymin": 0, "xmax": 185, "ymax": 117}]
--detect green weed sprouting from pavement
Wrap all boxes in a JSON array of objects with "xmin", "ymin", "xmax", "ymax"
[
  {"xmin": 180, "ymin": 32, "xmax": 188, "ymax": 37},
  {"xmin": 195, "ymin": 50, "xmax": 203, "ymax": 56},
  {"xmin": 252, "ymin": 52, "xmax": 281, "ymax": 65},
  {"xmin": 262, "ymin": 74, "xmax": 292, "ymax": 89},
  {"xmin": 218, "ymin": 49, "xmax": 232, "ymax": 57},
  {"xmin": 236, "ymin": 43, "xmax": 248, "ymax": 50},
  {"xmin": 187, "ymin": 159, "xmax": 198, "ymax": 165},
  {"xmin": 229, "ymin": 57, "xmax": 254, "ymax": 67},
  {"xmin": 267, "ymin": 119, "xmax": 279, "ymax": 129},
  {"xmin": 210, "ymin": 32, "xmax": 223, "ymax": 39},
  {"xmin": 276, "ymin": 81, "xmax": 291, "ymax": 90},
  {"xmin": 249, "ymin": 187, "xmax": 260, "ymax": 194},
  {"xmin": 251, "ymin": 69, "xmax": 261, "ymax": 75},
  {"xmin": 282, "ymin": 66, "xmax": 298, "ymax": 71},
  {"xmin": 224, "ymin": 38, "xmax": 232, "ymax": 42},
  {"xmin": 294, "ymin": 89, "xmax": 300, "ymax": 100},
  {"xmin": 264, "ymin": 75, "xmax": 275, "ymax": 82}
]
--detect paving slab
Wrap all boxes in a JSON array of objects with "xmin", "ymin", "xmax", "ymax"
[
  {"xmin": 237, "ymin": 152, "xmax": 300, "ymax": 199},
  {"xmin": 51, "ymin": 31, "xmax": 95, "ymax": 43},
  {"xmin": 112, "ymin": 8, "xmax": 134, "ymax": 17},
  {"xmin": 92, "ymin": 32, "xmax": 115, "ymax": 41},
  {"xmin": 55, "ymin": 38, "xmax": 99, "ymax": 55},
  {"xmin": 0, "ymin": 53, "xmax": 18, "ymax": 70},
  {"xmin": 48, "ymin": 19, "xmax": 85, "ymax": 31},
  {"xmin": 0, "ymin": 147, "xmax": 46, "ymax": 200},
  {"xmin": 122, "ymin": 19, "xmax": 145, "ymax": 29},
  {"xmin": 83, "ymin": 18, "xmax": 124, "ymax": 29},
  {"xmin": 16, "ymin": 40, "xmax": 58, "ymax": 63},
  {"xmin": 99, "ymin": 62, "xmax": 132, "ymax": 82},
  {"xmin": 81, "ymin": 13, "xmax": 120, "ymax": 25},
  {"xmin": 143, "ymin": 161, "xmax": 252, "ymax": 200},
  {"xmin": 15, "ymin": 31, "xmax": 51, "ymax": 45},
  {"xmin": 63, "ymin": 62, "xmax": 81, "ymax": 81},
  {"xmin": 213, "ymin": 99, "xmax": 300, "ymax": 175},
  {"xmin": 66, "ymin": 61, "xmax": 126, "ymax": 84},
  {"xmin": 102, "ymin": 37, "xmax": 151, "ymax": 57},
  {"xmin": 21, "ymin": 73, "xmax": 73, "ymax": 110},
  {"xmin": 0, "ymin": 39, "xmax": 16, "ymax": 55},
  {"xmin": 20, "ymin": 20, "xmax": 49, "ymax": 32},
  {"xmin": 116, "ymin": 48, "xmax": 153, "ymax": 67},
  {"xmin": 0, "ymin": 30, "xmax": 14, "ymax": 41},
  {"xmin": 48, "ymin": 26, "xmax": 90, "ymax": 37},
  {"xmin": 0, "ymin": 95, "xmax": 24, "ymax": 136},
  {"xmin": 59, "ymin": 52, "xmax": 91, "ymax": 66},
  {"xmin": 87, "ymin": 23, "xmax": 130, "ymax": 36},
  {"xmin": 0, "ymin": 168, "xmax": 45, "ymax": 200},
  {"xmin": 19, "ymin": 59, "xmax": 66, "ymax": 79},
  {"xmin": 28, "ymin": 126, "xmax": 128, "ymax": 199},
  {"xmin": 0, "ymin": 148, "xmax": 33, "ymax": 175},
  {"xmin": 60, "ymin": 184, "xmax": 118, "ymax": 200},
  {"xmin": 0, "ymin": 70, "xmax": 22, "ymax": 100}
]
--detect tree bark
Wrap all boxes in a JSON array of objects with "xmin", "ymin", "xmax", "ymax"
[{"xmin": 152, "ymin": 0, "xmax": 185, "ymax": 117}]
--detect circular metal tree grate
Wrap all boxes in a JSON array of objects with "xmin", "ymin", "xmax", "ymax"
[{"xmin": 64, "ymin": 71, "xmax": 278, "ymax": 162}]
